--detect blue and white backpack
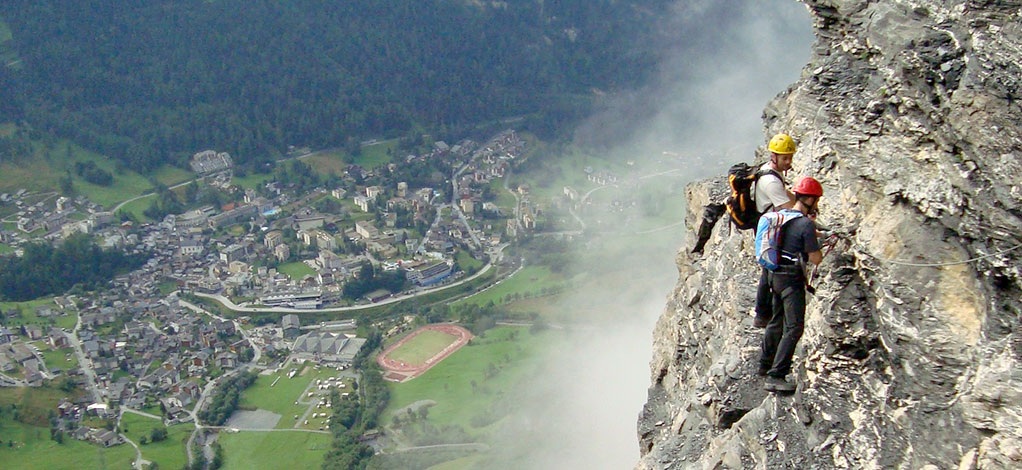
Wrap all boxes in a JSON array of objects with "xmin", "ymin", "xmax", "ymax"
[{"xmin": 754, "ymin": 209, "xmax": 803, "ymax": 270}]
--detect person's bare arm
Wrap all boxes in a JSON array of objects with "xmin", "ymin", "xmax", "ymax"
[{"xmin": 807, "ymin": 250, "xmax": 823, "ymax": 266}]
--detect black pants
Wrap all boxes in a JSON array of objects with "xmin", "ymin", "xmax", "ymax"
[
  {"xmin": 759, "ymin": 268, "xmax": 806, "ymax": 378},
  {"xmin": 755, "ymin": 267, "xmax": 772, "ymax": 322}
]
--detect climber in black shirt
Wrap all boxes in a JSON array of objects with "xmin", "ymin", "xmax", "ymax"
[{"xmin": 759, "ymin": 177, "xmax": 824, "ymax": 393}]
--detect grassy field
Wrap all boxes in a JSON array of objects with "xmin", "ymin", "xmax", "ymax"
[
  {"xmin": 427, "ymin": 454, "xmax": 486, "ymax": 470},
  {"xmin": 0, "ymin": 243, "xmax": 14, "ymax": 254},
  {"xmin": 453, "ymin": 266, "xmax": 563, "ymax": 307},
  {"xmin": 0, "ymin": 134, "xmax": 169, "ymax": 209},
  {"xmin": 386, "ymin": 329, "xmax": 460, "ymax": 365},
  {"xmin": 0, "ymin": 418, "xmax": 136, "ymax": 470},
  {"xmin": 116, "ymin": 194, "xmax": 157, "ymax": 221},
  {"xmin": 0, "ymin": 385, "xmax": 79, "ymax": 427},
  {"xmin": 302, "ymin": 139, "xmax": 398, "ymax": 174},
  {"xmin": 385, "ymin": 326, "xmax": 554, "ymax": 434},
  {"xmin": 277, "ymin": 261, "xmax": 317, "ymax": 280},
  {"xmin": 151, "ymin": 165, "xmax": 194, "ymax": 187},
  {"xmin": 120, "ymin": 412, "xmax": 193, "ymax": 470},
  {"xmin": 40, "ymin": 346, "xmax": 78, "ymax": 372},
  {"xmin": 454, "ymin": 250, "xmax": 484, "ymax": 273},
  {"xmin": 488, "ymin": 178, "xmax": 517, "ymax": 211},
  {"xmin": 231, "ymin": 172, "xmax": 274, "ymax": 191},
  {"xmin": 0, "ymin": 297, "xmax": 77, "ymax": 330},
  {"xmin": 0, "ymin": 20, "xmax": 12, "ymax": 42},
  {"xmin": 219, "ymin": 430, "xmax": 331, "ymax": 470},
  {"xmin": 238, "ymin": 365, "xmax": 345, "ymax": 429}
]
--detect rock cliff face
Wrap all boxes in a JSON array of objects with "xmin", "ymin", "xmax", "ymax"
[{"xmin": 636, "ymin": 1, "xmax": 1022, "ymax": 469}]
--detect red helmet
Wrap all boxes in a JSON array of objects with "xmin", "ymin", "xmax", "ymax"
[{"xmin": 793, "ymin": 177, "xmax": 823, "ymax": 197}]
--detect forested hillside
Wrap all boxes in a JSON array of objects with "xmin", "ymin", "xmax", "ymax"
[{"xmin": 0, "ymin": 0, "xmax": 666, "ymax": 172}]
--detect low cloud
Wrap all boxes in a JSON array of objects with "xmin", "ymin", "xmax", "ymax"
[{"xmin": 484, "ymin": 1, "xmax": 814, "ymax": 469}]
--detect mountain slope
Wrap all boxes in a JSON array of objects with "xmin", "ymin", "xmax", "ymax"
[
  {"xmin": 0, "ymin": 0, "xmax": 667, "ymax": 171},
  {"xmin": 638, "ymin": 1, "xmax": 1022, "ymax": 468}
]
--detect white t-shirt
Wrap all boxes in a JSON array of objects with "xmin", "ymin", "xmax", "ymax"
[{"xmin": 754, "ymin": 163, "xmax": 789, "ymax": 213}]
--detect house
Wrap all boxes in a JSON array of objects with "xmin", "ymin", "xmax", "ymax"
[
  {"xmin": 396, "ymin": 182, "xmax": 407, "ymax": 197},
  {"xmin": 354, "ymin": 221, "xmax": 379, "ymax": 240},
  {"xmin": 315, "ymin": 231, "xmax": 337, "ymax": 251},
  {"xmin": 331, "ymin": 188, "xmax": 347, "ymax": 199},
  {"xmin": 353, "ymin": 196, "xmax": 371, "ymax": 212},
  {"xmin": 191, "ymin": 350, "xmax": 210, "ymax": 368},
  {"xmin": 282, "ymin": 314, "xmax": 301, "ymax": 339},
  {"xmin": 179, "ymin": 239, "xmax": 204, "ymax": 257},
  {"xmin": 318, "ymin": 250, "xmax": 344, "ymax": 270},
  {"xmin": 215, "ymin": 353, "xmax": 238, "ymax": 369},
  {"xmin": 365, "ymin": 185, "xmax": 384, "ymax": 199},
  {"xmin": 22, "ymin": 324, "xmax": 44, "ymax": 340},
  {"xmin": 49, "ymin": 328, "xmax": 71, "ymax": 348},
  {"xmin": 264, "ymin": 230, "xmax": 284, "ymax": 249},
  {"xmin": 274, "ymin": 244, "xmax": 290, "ymax": 262},
  {"xmin": 219, "ymin": 243, "xmax": 249, "ymax": 263}
]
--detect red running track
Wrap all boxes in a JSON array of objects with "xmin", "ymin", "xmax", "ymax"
[{"xmin": 377, "ymin": 324, "xmax": 472, "ymax": 382}]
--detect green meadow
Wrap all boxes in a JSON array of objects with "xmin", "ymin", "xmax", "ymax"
[
  {"xmin": 218, "ymin": 430, "xmax": 332, "ymax": 470},
  {"xmin": 385, "ymin": 326, "xmax": 554, "ymax": 434},
  {"xmin": 0, "ymin": 419, "xmax": 136, "ymax": 470},
  {"xmin": 120, "ymin": 412, "xmax": 193, "ymax": 470},
  {"xmin": 277, "ymin": 261, "xmax": 317, "ymax": 281}
]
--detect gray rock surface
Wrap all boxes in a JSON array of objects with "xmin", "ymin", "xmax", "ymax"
[{"xmin": 637, "ymin": 1, "xmax": 1022, "ymax": 468}]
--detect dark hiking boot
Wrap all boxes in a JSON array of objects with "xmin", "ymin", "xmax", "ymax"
[
  {"xmin": 764, "ymin": 376, "xmax": 795, "ymax": 393},
  {"xmin": 756, "ymin": 365, "xmax": 769, "ymax": 377},
  {"xmin": 753, "ymin": 316, "xmax": 769, "ymax": 328}
]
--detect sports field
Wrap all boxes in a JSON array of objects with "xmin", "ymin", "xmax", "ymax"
[
  {"xmin": 378, "ymin": 325, "xmax": 472, "ymax": 382},
  {"xmin": 385, "ymin": 326, "xmax": 554, "ymax": 433},
  {"xmin": 387, "ymin": 329, "xmax": 460, "ymax": 365}
]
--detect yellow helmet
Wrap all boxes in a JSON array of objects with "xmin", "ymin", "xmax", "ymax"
[{"xmin": 768, "ymin": 134, "xmax": 797, "ymax": 155}]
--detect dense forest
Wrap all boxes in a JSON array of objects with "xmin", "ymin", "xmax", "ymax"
[
  {"xmin": 0, "ymin": 234, "xmax": 148, "ymax": 301},
  {"xmin": 0, "ymin": 0, "xmax": 668, "ymax": 172}
]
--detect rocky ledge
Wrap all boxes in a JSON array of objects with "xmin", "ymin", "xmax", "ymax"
[{"xmin": 637, "ymin": 1, "xmax": 1022, "ymax": 469}]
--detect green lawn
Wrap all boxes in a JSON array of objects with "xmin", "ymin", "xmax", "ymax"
[
  {"xmin": 277, "ymin": 261, "xmax": 317, "ymax": 280},
  {"xmin": 0, "ymin": 298, "xmax": 75, "ymax": 329},
  {"xmin": 488, "ymin": 178, "xmax": 517, "ymax": 211},
  {"xmin": 231, "ymin": 172, "xmax": 274, "ymax": 191},
  {"xmin": 427, "ymin": 454, "xmax": 486, "ymax": 470},
  {"xmin": 386, "ymin": 327, "xmax": 554, "ymax": 434},
  {"xmin": 387, "ymin": 330, "xmax": 460, "ymax": 365},
  {"xmin": 120, "ymin": 412, "xmax": 193, "ymax": 470},
  {"xmin": 158, "ymin": 281, "xmax": 179, "ymax": 296},
  {"xmin": 219, "ymin": 430, "xmax": 331, "ymax": 470},
  {"xmin": 0, "ymin": 20, "xmax": 12, "ymax": 42},
  {"xmin": 40, "ymin": 347, "xmax": 77, "ymax": 372},
  {"xmin": 0, "ymin": 418, "xmax": 136, "ymax": 470},
  {"xmin": 0, "ymin": 243, "xmax": 15, "ymax": 254},
  {"xmin": 0, "ymin": 385, "xmax": 83, "ymax": 426},
  {"xmin": 0, "ymin": 136, "xmax": 156, "ymax": 209},
  {"xmin": 453, "ymin": 266, "xmax": 562, "ymax": 307},
  {"xmin": 151, "ymin": 165, "xmax": 194, "ymax": 187},
  {"xmin": 455, "ymin": 250, "xmax": 484, "ymax": 273}
]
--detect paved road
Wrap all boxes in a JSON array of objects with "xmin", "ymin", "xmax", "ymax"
[
  {"xmin": 69, "ymin": 308, "xmax": 101, "ymax": 402},
  {"xmin": 180, "ymin": 297, "xmax": 263, "ymax": 467},
  {"xmin": 117, "ymin": 410, "xmax": 147, "ymax": 470}
]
